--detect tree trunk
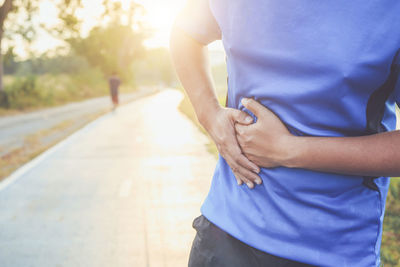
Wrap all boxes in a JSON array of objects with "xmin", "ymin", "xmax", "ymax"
[
  {"xmin": 0, "ymin": 0, "xmax": 14, "ymax": 92},
  {"xmin": 0, "ymin": 30, "xmax": 3, "ymax": 92}
]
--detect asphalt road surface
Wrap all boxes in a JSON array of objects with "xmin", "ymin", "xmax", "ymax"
[
  {"xmin": 0, "ymin": 89, "xmax": 216, "ymax": 267},
  {"xmin": 0, "ymin": 88, "xmax": 158, "ymax": 157}
]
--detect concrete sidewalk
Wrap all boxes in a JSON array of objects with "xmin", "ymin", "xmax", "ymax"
[{"xmin": 0, "ymin": 89, "xmax": 216, "ymax": 267}]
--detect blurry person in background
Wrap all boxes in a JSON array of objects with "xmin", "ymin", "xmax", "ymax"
[
  {"xmin": 109, "ymin": 72, "xmax": 121, "ymax": 110},
  {"xmin": 170, "ymin": 0, "xmax": 400, "ymax": 266}
]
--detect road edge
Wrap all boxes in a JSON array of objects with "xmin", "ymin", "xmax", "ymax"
[{"xmin": 0, "ymin": 88, "xmax": 160, "ymax": 193}]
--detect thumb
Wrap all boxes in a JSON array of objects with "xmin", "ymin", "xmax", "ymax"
[
  {"xmin": 241, "ymin": 98, "xmax": 266, "ymax": 118},
  {"xmin": 231, "ymin": 109, "xmax": 254, "ymax": 125}
]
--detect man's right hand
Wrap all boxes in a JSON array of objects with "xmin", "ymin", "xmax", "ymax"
[
  {"xmin": 201, "ymin": 106, "xmax": 262, "ymax": 189},
  {"xmin": 170, "ymin": 22, "xmax": 261, "ymax": 188}
]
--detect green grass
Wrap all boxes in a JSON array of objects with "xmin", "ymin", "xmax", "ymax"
[
  {"xmin": 0, "ymin": 72, "xmax": 138, "ymax": 112},
  {"xmin": 381, "ymin": 177, "xmax": 400, "ymax": 266}
]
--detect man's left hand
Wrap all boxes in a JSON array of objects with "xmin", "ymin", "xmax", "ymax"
[{"xmin": 235, "ymin": 98, "xmax": 293, "ymax": 169}]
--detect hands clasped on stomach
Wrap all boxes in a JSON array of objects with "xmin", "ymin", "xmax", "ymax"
[{"xmin": 203, "ymin": 98, "xmax": 293, "ymax": 189}]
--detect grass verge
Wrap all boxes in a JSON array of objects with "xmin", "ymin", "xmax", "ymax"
[{"xmin": 0, "ymin": 110, "xmax": 108, "ymax": 181}]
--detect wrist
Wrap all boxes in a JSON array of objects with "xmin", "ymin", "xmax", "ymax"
[
  {"xmin": 279, "ymin": 136, "xmax": 305, "ymax": 168},
  {"xmin": 198, "ymin": 103, "xmax": 222, "ymax": 131}
]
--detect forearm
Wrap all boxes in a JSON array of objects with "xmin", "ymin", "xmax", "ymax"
[
  {"xmin": 170, "ymin": 26, "xmax": 221, "ymax": 128},
  {"xmin": 285, "ymin": 130, "xmax": 400, "ymax": 177},
  {"xmin": 170, "ymin": 27, "xmax": 264, "ymax": 187}
]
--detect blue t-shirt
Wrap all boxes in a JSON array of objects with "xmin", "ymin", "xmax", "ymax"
[{"xmin": 175, "ymin": 1, "xmax": 400, "ymax": 266}]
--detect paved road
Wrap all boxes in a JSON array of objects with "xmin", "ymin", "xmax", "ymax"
[
  {"xmin": 0, "ymin": 88, "xmax": 158, "ymax": 157},
  {"xmin": 0, "ymin": 89, "xmax": 216, "ymax": 267}
]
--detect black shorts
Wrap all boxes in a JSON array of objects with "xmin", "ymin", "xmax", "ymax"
[{"xmin": 188, "ymin": 215, "xmax": 316, "ymax": 267}]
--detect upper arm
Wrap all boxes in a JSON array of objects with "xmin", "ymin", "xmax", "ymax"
[{"xmin": 173, "ymin": 0, "xmax": 222, "ymax": 46}]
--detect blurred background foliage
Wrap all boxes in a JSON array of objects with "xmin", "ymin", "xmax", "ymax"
[
  {"xmin": 0, "ymin": 0, "xmax": 176, "ymax": 111},
  {"xmin": 382, "ymin": 178, "xmax": 400, "ymax": 266}
]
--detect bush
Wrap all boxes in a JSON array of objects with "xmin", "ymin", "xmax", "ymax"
[
  {"xmin": 2, "ymin": 75, "xmax": 42, "ymax": 109},
  {"xmin": 0, "ymin": 69, "xmax": 111, "ymax": 110}
]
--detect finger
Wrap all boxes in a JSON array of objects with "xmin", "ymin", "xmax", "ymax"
[
  {"xmin": 241, "ymin": 98, "xmax": 269, "ymax": 118},
  {"xmin": 236, "ymin": 165, "xmax": 262, "ymax": 185},
  {"xmin": 223, "ymin": 146, "xmax": 261, "ymax": 188},
  {"xmin": 231, "ymin": 109, "xmax": 253, "ymax": 125},
  {"xmin": 234, "ymin": 123, "xmax": 248, "ymax": 136},
  {"xmin": 226, "ymin": 153, "xmax": 261, "ymax": 185},
  {"xmin": 233, "ymin": 150, "xmax": 260, "ymax": 174},
  {"xmin": 229, "ymin": 143, "xmax": 260, "ymax": 173},
  {"xmin": 232, "ymin": 171, "xmax": 243, "ymax": 185},
  {"xmin": 221, "ymin": 123, "xmax": 260, "ymax": 173},
  {"xmin": 233, "ymin": 170, "xmax": 255, "ymax": 189}
]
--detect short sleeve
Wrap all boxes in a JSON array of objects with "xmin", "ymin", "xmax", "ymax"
[{"xmin": 173, "ymin": 0, "xmax": 222, "ymax": 45}]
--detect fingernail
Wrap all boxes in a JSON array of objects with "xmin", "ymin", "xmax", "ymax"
[
  {"xmin": 237, "ymin": 180, "xmax": 242, "ymax": 185},
  {"xmin": 255, "ymin": 179, "xmax": 262, "ymax": 185},
  {"xmin": 246, "ymin": 182, "xmax": 254, "ymax": 189},
  {"xmin": 245, "ymin": 116, "xmax": 253, "ymax": 123},
  {"xmin": 253, "ymin": 169, "xmax": 260, "ymax": 173},
  {"xmin": 241, "ymin": 98, "xmax": 248, "ymax": 105}
]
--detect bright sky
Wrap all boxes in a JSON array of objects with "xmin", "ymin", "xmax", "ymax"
[
  {"xmin": 136, "ymin": 0, "xmax": 185, "ymax": 48},
  {"xmin": 13, "ymin": 0, "xmax": 222, "ymax": 58}
]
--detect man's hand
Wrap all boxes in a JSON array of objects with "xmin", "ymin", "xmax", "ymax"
[
  {"xmin": 235, "ymin": 98, "xmax": 400, "ymax": 178},
  {"xmin": 235, "ymin": 98, "xmax": 293, "ymax": 168},
  {"xmin": 202, "ymin": 106, "xmax": 262, "ymax": 189},
  {"xmin": 170, "ymin": 26, "xmax": 261, "ymax": 188}
]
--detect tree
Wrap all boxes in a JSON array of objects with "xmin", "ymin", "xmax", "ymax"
[
  {"xmin": 0, "ymin": 0, "xmax": 13, "ymax": 91},
  {"xmin": 3, "ymin": 46, "xmax": 17, "ymax": 74},
  {"xmin": 0, "ymin": 0, "xmax": 39, "ymax": 91},
  {"xmin": 0, "ymin": 0, "xmax": 83, "ymax": 91},
  {"xmin": 43, "ymin": 0, "xmax": 82, "ymax": 41},
  {"xmin": 0, "ymin": 0, "xmax": 150, "ymax": 91},
  {"xmin": 68, "ymin": 1, "xmax": 148, "ymax": 82}
]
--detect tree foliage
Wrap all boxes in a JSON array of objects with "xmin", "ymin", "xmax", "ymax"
[
  {"xmin": 67, "ymin": 1, "xmax": 147, "ymax": 81},
  {"xmin": 0, "ymin": 0, "xmax": 176, "ymax": 109},
  {"xmin": 69, "ymin": 23, "xmax": 145, "ymax": 80}
]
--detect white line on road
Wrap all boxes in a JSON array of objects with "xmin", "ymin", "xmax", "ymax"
[{"xmin": 119, "ymin": 179, "xmax": 133, "ymax": 198}]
